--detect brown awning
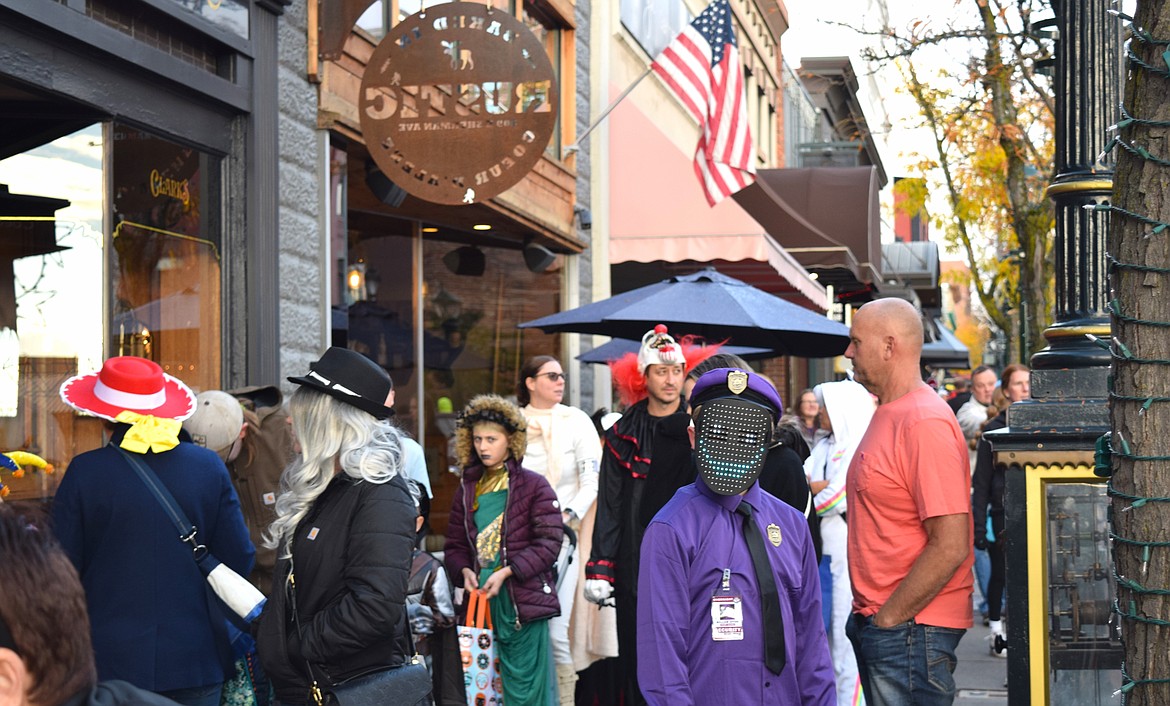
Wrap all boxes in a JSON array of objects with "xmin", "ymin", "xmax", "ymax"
[
  {"xmin": 733, "ymin": 166, "xmax": 883, "ymax": 290},
  {"xmin": 608, "ymin": 92, "xmax": 828, "ymax": 311}
]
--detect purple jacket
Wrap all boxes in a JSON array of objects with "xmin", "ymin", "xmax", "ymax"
[{"xmin": 444, "ymin": 458, "xmax": 564, "ymax": 624}]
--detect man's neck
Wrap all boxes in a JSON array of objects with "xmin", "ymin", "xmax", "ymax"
[
  {"xmin": 646, "ymin": 397, "xmax": 680, "ymax": 417},
  {"xmin": 877, "ymin": 374, "xmax": 928, "ymax": 406}
]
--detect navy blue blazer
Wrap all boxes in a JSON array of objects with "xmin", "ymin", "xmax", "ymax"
[{"xmin": 52, "ymin": 425, "xmax": 255, "ymax": 691}]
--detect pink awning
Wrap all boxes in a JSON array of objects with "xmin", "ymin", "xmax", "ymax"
[{"xmin": 608, "ymin": 91, "xmax": 828, "ymax": 311}]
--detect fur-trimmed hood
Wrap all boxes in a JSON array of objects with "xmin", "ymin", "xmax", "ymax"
[{"xmin": 455, "ymin": 394, "xmax": 527, "ymax": 468}]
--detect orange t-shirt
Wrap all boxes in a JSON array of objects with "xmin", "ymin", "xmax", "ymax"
[{"xmin": 846, "ymin": 384, "xmax": 974, "ymax": 629}]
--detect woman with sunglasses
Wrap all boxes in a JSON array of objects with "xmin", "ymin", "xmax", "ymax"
[{"xmin": 517, "ymin": 356, "xmax": 603, "ymax": 704}]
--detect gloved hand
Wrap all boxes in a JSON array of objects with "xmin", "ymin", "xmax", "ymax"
[
  {"xmin": 974, "ymin": 533, "xmax": 989, "ymax": 551},
  {"xmin": 583, "ymin": 579, "xmax": 614, "ymax": 606}
]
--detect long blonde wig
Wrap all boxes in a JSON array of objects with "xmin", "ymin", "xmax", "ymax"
[{"xmin": 264, "ymin": 386, "xmax": 404, "ymax": 556}]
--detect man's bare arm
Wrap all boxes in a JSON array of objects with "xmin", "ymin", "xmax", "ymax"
[{"xmin": 872, "ymin": 513, "xmax": 970, "ymax": 627}]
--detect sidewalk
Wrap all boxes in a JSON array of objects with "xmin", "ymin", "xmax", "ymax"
[{"xmin": 953, "ymin": 622, "xmax": 1008, "ymax": 705}]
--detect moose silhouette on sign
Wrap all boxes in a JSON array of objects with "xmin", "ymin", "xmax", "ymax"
[{"xmin": 441, "ymin": 40, "xmax": 474, "ymax": 70}]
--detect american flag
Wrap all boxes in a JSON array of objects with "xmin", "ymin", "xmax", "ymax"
[{"xmin": 651, "ymin": 0, "xmax": 756, "ymax": 206}]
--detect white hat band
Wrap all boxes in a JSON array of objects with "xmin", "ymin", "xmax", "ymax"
[{"xmin": 93, "ymin": 378, "xmax": 167, "ymax": 410}]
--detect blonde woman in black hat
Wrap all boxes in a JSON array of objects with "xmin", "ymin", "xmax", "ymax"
[
  {"xmin": 255, "ymin": 347, "xmax": 423, "ymax": 706},
  {"xmin": 444, "ymin": 394, "xmax": 564, "ymax": 705}
]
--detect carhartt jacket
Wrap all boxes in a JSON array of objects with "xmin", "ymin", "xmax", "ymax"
[{"xmin": 255, "ymin": 472, "xmax": 416, "ymax": 705}]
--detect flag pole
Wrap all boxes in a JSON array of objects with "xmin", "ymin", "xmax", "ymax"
[{"xmin": 564, "ymin": 67, "xmax": 653, "ymax": 155}]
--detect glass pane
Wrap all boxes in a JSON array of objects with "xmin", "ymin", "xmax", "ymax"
[
  {"xmin": 161, "ymin": 0, "xmax": 250, "ymax": 40},
  {"xmin": 398, "ymin": 0, "xmax": 422, "ymax": 23},
  {"xmin": 1045, "ymin": 482, "xmax": 1122, "ymax": 704},
  {"xmin": 523, "ymin": 1, "xmax": 561, "ymax": 157},
  {"xmin": 110, "ymin": 125, "xmax": 221, "ymax": 396},
  {"xmin": 358, "ymin": 0, "xmax": 389, "ymax": 37},
  {"xmin": 620, "ymin": 0, "xmax": 690, "ymax": 58},
  {"xmin": 421, "ymin": 240, "xmax": 561, "ymax": 536},
  {"xmin": 0, "ymin": 125, "xmax": 105, "ymax": 504},
  {"xmin": 341, "ymin": 231, "xmax": 419, "ymax": 437}
]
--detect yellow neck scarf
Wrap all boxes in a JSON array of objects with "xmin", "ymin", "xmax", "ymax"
[{"xmin": 116, "ymin": 411, "xmax": 182, "ymax": 454}]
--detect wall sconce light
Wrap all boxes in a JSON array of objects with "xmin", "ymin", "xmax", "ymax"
[
  {"xmin": 346, "ymin": 262, "xmax": 367, "ymax": 302},
  {"xmin": 443, "ymin": 246, "xmax": 486, "ymax": 276}
]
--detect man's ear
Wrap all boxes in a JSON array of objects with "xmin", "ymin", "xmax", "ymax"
[
  {"xmin": 687, "ymin": 421, "xmax": 696, "ymax": 450},
  {"xmin": 0, "ymin": 649, "xmax": 29, "ymax": 706}
]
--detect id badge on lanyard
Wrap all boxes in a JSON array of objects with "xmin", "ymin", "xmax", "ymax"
[{"xmin": 711, "ymin": 568, "xmax": 744, "ymax": 641}]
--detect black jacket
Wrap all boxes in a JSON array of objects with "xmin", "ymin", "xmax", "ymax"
[
  {"xmin": 255, "ymin": 473, "xmax": 417, "ymax": 705},
  {"xmin": 972, "ymin": 414, "xmax": 1007, "ymax": 542}
]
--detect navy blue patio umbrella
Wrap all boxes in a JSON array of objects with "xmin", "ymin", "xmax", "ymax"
[
  {"xmin": 519, "ymin": 268, "xmax": 850, "ymax": 358},
  {"xmin": 576, "ymin": 337, "xmax": 773, "ymax": 365}
]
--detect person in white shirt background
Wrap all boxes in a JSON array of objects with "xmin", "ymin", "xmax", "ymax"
[
  {"xmin": 805, "ymin": 379, "xmax": 876, "ymax": 706},
  {"xmin": 518, "ymin": 355, "xmax": 603, "ymax": 704}
]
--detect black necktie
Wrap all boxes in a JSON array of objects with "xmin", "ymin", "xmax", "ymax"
[{"xmin": 736, "ymin": 500, "xmax": 786, "ymax": 674}]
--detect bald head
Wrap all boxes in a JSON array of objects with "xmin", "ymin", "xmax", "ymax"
[
  {"xmin": 861, "ymin": 299, "xmax": 923, "ymax": 354},
  {"xmin": 846, "ymin": 298, "xmax": 926, "ymax": 403}
]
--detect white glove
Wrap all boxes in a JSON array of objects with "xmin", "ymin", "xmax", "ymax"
[{"xmin": 583, "ymin": 578, "xmax": 614, "ymax": 605}]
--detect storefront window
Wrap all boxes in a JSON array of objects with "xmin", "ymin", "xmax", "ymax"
[
  {"xmin": 110, "ymin": 125, "xmax": 222, "ymax": 397},
  {"xmin": 0, "ymin": 125, "xmax": 105, "ymax": 503},
  {"xmin": 421, "ymin": 239, "xmax": 561, "ymax": 537}
]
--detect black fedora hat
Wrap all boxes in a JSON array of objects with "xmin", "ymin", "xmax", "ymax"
[{"xmin": 287, "ymin": 347, "xmax": 394, "ymax": 419}]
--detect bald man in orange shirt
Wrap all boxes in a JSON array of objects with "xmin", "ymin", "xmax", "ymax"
[{"xmin": 842, "ymin": 298, "xmax": 974, "ymax": 706}]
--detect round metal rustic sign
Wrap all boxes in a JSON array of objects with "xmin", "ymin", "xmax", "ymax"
[{"xmin": 359, "ymin": 2, "xmax": 560, "ymax": 205}]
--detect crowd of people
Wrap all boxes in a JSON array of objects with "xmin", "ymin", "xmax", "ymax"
[{"xmin": 0, "ymin": 298, "xmax": 1036, "ymax": 706}]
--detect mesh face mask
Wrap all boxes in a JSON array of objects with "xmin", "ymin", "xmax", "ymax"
[{"xmin": 695, "ymin": 398, "xmax": 773, "ymax": 495}]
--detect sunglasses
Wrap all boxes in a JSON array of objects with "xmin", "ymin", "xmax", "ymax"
[{"xmin": 535, "ymin": 372, "xmax": 566, "ymax": 382}]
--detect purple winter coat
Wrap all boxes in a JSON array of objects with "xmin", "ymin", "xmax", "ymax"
[{"xmin": 444, "ymin": 458, "xmax": 564, "ymax": 624}]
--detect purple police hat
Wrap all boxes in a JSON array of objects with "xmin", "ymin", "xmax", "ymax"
[{"xmin": 689, "ymin": 367, "xmax": 783, "ymax": 421}]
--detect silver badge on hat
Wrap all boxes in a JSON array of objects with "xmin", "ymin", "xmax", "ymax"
[
  {"xmin": 728, "ymin": 370, "xmax": 748, "ymax": 395},
  {"xmin": 767, "ymin": 523, "xmax": 782, "ymax": 546}
]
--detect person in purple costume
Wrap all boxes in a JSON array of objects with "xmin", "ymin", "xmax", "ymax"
[{"xmin": 636, "ymin": 368, "xmax": 835, "ymax": 706}]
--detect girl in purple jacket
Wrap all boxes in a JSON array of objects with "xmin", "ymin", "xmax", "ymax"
[{"xmin": 444, "ymin": 394, "xmax": 564, "ymax": 705}]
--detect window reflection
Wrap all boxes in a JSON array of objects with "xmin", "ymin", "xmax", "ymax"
[
  {"xmin": 421, "ymin": 240, "xmax": 561, "ymax": 537},
  {"xmin": 523, "ymin": 1, "xmax": 561, "ymax": 156},
  {"xmin": 0, "ymin": 126, "xmax": 105, "ymax": 502},
  {"xmin": 110, "ymin": 125, "xmax": 221, "ymax": 396}
]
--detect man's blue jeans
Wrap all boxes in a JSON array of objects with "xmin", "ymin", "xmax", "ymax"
[{"xmin": 847, "ymin": 613, "xmax": 965, "ymax": 706}]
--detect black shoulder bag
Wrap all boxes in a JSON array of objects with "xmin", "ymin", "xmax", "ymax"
[{"xmin": 289, "ymin": 557, "xmax": 432, "ymax": 706}]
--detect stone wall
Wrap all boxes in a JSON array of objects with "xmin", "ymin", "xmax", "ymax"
[{"xmin": 276, "ymin": 1, "xmax": 326, "ymax": 391}]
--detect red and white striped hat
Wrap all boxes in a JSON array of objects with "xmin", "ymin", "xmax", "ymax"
[{"xmin": 60, "ymin": 356, "xmax": 197, "ymax": 422}]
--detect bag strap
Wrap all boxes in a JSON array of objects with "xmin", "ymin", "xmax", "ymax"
[
  {"xmin": 464, "ymin": 589, "xmax": 492, "ymax": 631},
  {"xmin": 114, "ymin": 445, "xmax": 206, "ymax": 558}
]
